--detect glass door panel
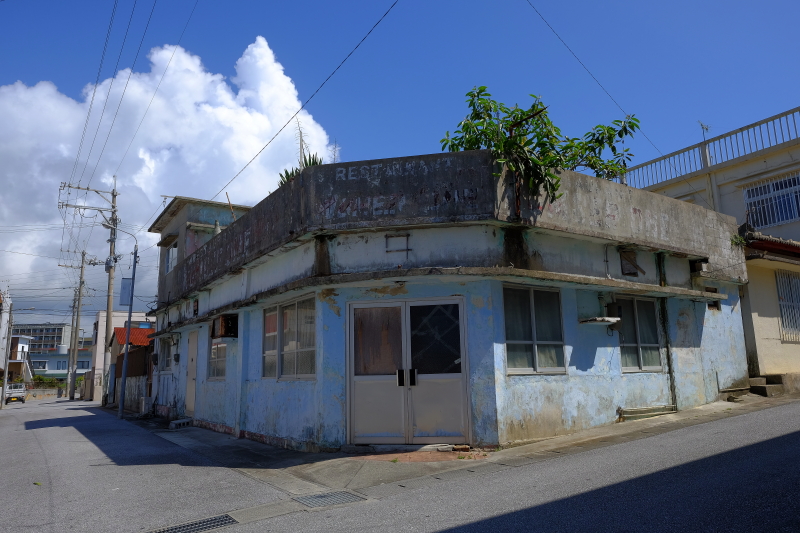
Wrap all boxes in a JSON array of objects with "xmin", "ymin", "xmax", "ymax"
[{"xmin": 351, "ymin": 305, "xmax": 406, "ymax": 444}]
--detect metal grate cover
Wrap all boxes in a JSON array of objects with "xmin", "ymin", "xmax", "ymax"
[
  {"xmin": 149, "ymin": 514, "xmax": 238, "ymax": 533},
  {"xmin": 294, "ymin": 491, "xmax": 365, "ymax": 508}
]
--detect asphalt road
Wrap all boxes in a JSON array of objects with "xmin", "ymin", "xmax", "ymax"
[
  {"xmin": 1, "ymin": 398, "xmax": 799, "ymax": 532},
  {"xmin": 236, "ymin": 401, "xmax": 800, "ymax": 533},
  {"xmin": 0, "ymin": 400, "xmax": 284, "ymax": 533}
]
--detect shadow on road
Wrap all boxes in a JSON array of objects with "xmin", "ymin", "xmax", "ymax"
[
  {"xmin": 440, "ymin": 430, "xmax": 800, "ymax": 532},
  {"xmin": 22, "ymin": 405, "xmax": 216, "ymax": 467}
]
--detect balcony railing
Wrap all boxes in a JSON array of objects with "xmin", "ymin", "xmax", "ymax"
[{"xmin": 624, "ymin": 106, "xmax": 800, "ymax": 189}]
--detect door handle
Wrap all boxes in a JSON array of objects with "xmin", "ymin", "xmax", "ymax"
[
  {"xmin": 396, "ymin": 369, "xmax": 405, "ymax": 387},
  {"xmin": 408, "ymin": 368, "xmax": 418, "ymax": 386}
]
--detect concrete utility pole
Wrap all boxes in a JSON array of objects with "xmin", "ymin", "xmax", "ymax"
[
  {"xmin": 0, "ymin": 296, "xmax": 12, "ymax": 411},
  {"xmin": 67, "ymin": 251, "xmax": 86, "ymax": 401},
  {"xmin": 60, "ymin": 178, "xmax": 119, "ymax": 405},
  {"xmin": 117, "ymin": 241, "xmax": 138, "ymax": 419}
]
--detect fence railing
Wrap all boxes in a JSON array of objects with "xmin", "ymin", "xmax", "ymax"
[{"xmin": 625, "ymin": 106, "xmax": 800, "ymax": 189}]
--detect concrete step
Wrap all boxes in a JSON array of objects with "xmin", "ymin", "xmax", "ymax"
[
  {"xmin": 765, "ymin": 375, "xmax": 785, "ymax": 385},
  {"xmin": 168, "ymin": 418, "xmax": 193, "ymax": 430},
  {"xmin": 749, "ymin": 377, "xmax": 767, "ymax": 386},
  {"xmin": 750, "ymin": 384, "xmax": 784, "ymax": 397},
  {"xmin": 619, "ymin": 405, "xmax": 677, "ymax": 422}
]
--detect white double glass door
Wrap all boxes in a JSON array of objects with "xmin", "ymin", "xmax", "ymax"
[{"xmin": 349, "ymin": 299, "xmax": 468, "ymax": 445}]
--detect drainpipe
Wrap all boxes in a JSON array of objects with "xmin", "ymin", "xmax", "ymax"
[{"xmin": 656, "ymin": 253, "xmax": 678, "ymax": 409}]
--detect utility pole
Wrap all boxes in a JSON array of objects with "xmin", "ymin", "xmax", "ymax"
[
  {"xmin": 60, "ymin": 178, "xmax": 118, "ymax": 405},
  {"xmin": 1, "ymin": 296, "xmax": 12, "ymax": 411},
  {"xmin": 66, "ymin": 251, "xmax": 86, "ymax": 401},
  {"xmin": 117, "ymin": 242, "xmax": 138, "ymax": 418}
]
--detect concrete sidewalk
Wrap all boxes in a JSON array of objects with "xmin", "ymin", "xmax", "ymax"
[{"xmin": 128, "ymin": 392, "xmax": 799, "ymax": 528}]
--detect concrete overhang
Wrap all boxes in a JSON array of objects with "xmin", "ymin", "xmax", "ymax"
[
  {"xmin": 149, "ymin": 196, "xmax": 251, "ymax": 234},
  {"xmin": 156, "ymin": 233, "xmax": 179, "ymax": 248},
  {"xmin": 151, "ymin": 267, "xmax": 726, "ymax": 337}
]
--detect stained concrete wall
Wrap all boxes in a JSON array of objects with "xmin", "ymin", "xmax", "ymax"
[
  {"xmin": 188, "ymin": 280, "xmax": 501, "ymax": 450},
  {"xmin": 156, "ymin": 276, "xmax": 747, "ymax": 450},
  {"xmin": 148, "ymin": 150, "xmax": 750, "ymax": 448},
  {"xmin": 154, "ymin": 150, "xmax": 744, "ymax": 310}
]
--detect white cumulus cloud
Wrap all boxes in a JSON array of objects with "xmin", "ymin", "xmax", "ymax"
[{"xmin": 0, "ymin": 36, "xmax": 331, "ymax": 323}]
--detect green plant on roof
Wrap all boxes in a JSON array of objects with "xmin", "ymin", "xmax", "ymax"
[
  {"xmin": 279, "ymin": 153, "xmax": 324, "ymax": 186},
  {"xmin": 441, "ymin": 86, "xmax": 640, "ymax": 210},
  {"xmin": 730, "ymin": 234, "xmax": 747, "ymax": 247}
]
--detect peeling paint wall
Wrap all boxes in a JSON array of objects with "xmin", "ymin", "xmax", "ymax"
[{"xmin": 494, "ymin": 286, "xmax": 672, "ymax": 445}]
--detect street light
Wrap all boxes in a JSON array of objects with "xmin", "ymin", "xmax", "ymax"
[
  {"xmin": 1, "ymin": 306, "xmax": 35, "ymax": 410},
  {"xmin": 103, "ymin": 223, "xmax": 138, "ymax": 419}
]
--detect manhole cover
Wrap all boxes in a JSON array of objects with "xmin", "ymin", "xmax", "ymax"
[
  {"xmin": 149, "ymin": 514, "xmax": 237, "ymax": 533},
  {"xmin": 294, "ymin": 491, "xmax": 366, "ymax": 508}
]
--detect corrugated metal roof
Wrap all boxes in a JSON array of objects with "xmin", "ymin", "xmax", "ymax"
[{"xmin": 112, "ymin": 327, "xmax": 155, "ymax": 346}]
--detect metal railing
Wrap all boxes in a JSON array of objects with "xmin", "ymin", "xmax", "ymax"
[
  {"xmin": 625, "ymin": 106, "xmax": 800, "ymax": 189},
  {"xmin": 744, "ymin": 171, "xmax": 800, "ymax": 229}
]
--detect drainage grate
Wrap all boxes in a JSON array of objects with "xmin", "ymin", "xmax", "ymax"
[
  {"xmin": 149, "ymin": 514, "xmax": 238, "ymax": 533},
  {"xmin": 294, "ymin": 491, "xmax": 365, "ymax": 508}
]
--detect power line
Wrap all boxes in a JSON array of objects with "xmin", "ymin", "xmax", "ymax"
[
  {"xmin": 522, "ymin": 1, "xmax": 712, "ymax": 210},
  {"xmin": 114, "ymin": 0, "xmax": 200, "ymax": 176},
  {"xmin": 0, "ymin": 250, "xmax": 62, "ymax": 260},
  {"xmin": 209, "ymin": 0, "xmax": 400, "ymax": 201},
  {"xmin": 85, "ymin": 0, "xmax": 159, "ymax": 190},
  {"xmin": 61, "ymin": 1, "xmax": 121, "ymax": 269}
]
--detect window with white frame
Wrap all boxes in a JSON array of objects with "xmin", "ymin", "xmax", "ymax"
[
  {"xmin": 614, "ymin": 297, "xmax": 662, "ymax": 371},
  {"xmin": 262, "ymin": 296, "xmax": 316, "ymax": 379},
  {"xmin": 56, "ymin": 361, "xmax": 67, "ymax": 370},
  {"xmin": 503, "ymin": 287, "xmax": 565, "ymax": 373},
  {"xmin": 263, "ymin": 307, "xmax": 278, "ymax": 378},
  {"xmin": 744, "ymin": 172, "xmax": 800, "ymax": 229},
  {"xmin": 776, "ymin": 269, "xmax": 800, "ymax": 342},
  {"xmin": 158, "ymin": 338, "xmax": 172, "ymax": 371},
  {"xmin": 208, "ymin": 342, "xmax": 226, "ymax": 379},
  {"xmin": 165, "ymin": 242, "xmax": 178, "ymax": 273},
  {"xmin": 32, "ymin": 361, "xmax": 46, "ymax": 370}
]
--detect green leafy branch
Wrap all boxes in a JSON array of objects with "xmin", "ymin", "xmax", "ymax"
[{"xmin": 441, "ymin": 87, "xmax": 640, "ymax": 209}]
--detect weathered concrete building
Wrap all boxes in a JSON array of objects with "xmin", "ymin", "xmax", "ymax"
[
  {"xmin": 629, "ymin": 106, "xmax": 800, "ymax": 393},
  {"xmin": 149, "ymin": 149, "xmax": 748, "ymax": 450}
]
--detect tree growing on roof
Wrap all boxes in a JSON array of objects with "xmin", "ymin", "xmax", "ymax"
[{"xmin": 441, "ymin": 86, "xmax": 640, "ymax": 209}]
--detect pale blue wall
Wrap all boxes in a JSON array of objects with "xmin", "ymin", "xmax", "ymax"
[
  {"xmin": 494, "ymin": 285, "xmax": 672, "ymax": 444},
  {"xmin": 175, "ymin": 278, "xmax": 749, "ymax": 449}
]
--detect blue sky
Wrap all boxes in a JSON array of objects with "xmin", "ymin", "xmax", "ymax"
[
  {"xmin": 0, "ymin": 0, "xmax": 798, "ymax": 321},
  {"xmin": 2, "ymin": 0, "xmax": 798, "ymax": 164}
]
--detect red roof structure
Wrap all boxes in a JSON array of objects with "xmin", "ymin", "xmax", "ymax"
[{"xmin": 110, "ymin": 327, "xmax": 155, "ymax": 347}]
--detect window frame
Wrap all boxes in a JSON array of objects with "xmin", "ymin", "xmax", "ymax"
[
  {"xmin": 262, "ymin": 294, "xmax": 317, "ymax": 381},
  {"xmin": 775, "ymin": 269, "xmax": 800, "ymax": 343},
  {"xmin": 165, "ymin": 242, "xmax": 178, "ymax": 274},
  {"xmin": 615, "ymin": 296, "xmax": 663, "ymax": 373},
  {"xmin": 32, "ymin": 360, "xmax": 47, "ymax": 370},
  {"xmin": 502, "ymin": 285, "xmax": 567, "ymax": 375},
  {"xmin": 158, "ymin": 338, "xmax": 173, "ymax": 372},
  {"xmin": 208, "ymin": 341, "xmax": 227, "ymax": 380}
]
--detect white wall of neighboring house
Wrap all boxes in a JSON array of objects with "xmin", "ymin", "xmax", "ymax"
[
  {"xmin": 91, "ymin": 311, "xmax": 150, "ymax": 388},
  {"xmin": 634, "ymin": 108, "xmax": 800, "ymax": 377}
]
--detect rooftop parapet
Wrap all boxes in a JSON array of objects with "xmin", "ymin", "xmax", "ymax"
[{"xmin": 160, "ymin": 149, "xmax": 745, "ymax": 306}]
